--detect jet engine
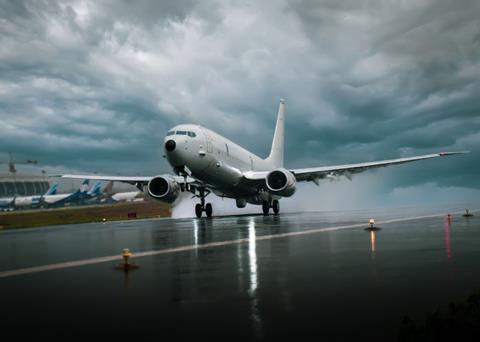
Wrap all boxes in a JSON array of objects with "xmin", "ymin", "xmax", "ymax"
[
  {"xmin": 265, "ymin": 168, "xmax": 296, "ymax": 197},
  {"xmin": 147, "ymin": 175, "xmax": 180, "ymax": 203}
]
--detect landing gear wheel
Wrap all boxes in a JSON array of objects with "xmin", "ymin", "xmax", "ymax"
[
  {"xmin": 272, "ymin": 200, "xmax": 280, "ymax": 214},
  {"xmin": 205, "ymin": 203, "xmax": 213, "ymax": 217},
  {"xmin": 195, "ymin": 203, "xmax": 202, "ymax": 218},
  {"xmin": 262, "ymin": 201, "xmax": 270, "ymax": 215}
]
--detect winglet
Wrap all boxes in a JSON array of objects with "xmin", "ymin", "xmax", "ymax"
[{"xmin": 438, "ymin": 151, "xmax": 470, "ymax": 156}]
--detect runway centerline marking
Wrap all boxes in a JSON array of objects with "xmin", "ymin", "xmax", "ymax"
[{"xmin": 0, "ymin": 210, "xmax": 476, "ymax": 279}]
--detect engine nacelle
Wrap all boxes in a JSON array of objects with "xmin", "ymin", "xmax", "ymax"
[
  {"xmin": 147, "ymin": 175, "xmax": 180, "ymax": 203},
  {"xmin": 265, "ymin": 168, "xmax": 296, "ymax": 197}
]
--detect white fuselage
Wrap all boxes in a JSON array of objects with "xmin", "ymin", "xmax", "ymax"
[
  {"xmin": 164, "ymin": 124, "xmax": 274, "ymax": 203},
  {"xmin": 14, "ymin": 195, "xmax": 42, "ymax": 208},
  {"xmin": 42, "ymin": 193, "xmax": 72, "ymax": 205},
  {"xmin": 112, "ymin": 191, "xmax": 142, "ymax": 202}
]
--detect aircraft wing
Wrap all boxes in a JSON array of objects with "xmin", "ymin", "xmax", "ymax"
[
  {"xmin": 54, "ymin": 175, "xmax": 152, "ymax": 183},
  {"xmin": 243, "ymin": 151, "xmax": 468, "ymax": 183},
  {"xmin": 293, "ymin": 151, "xmax": 468, "ymax": 182},
  {"xmin": 53, "ymin": 174, "xmax": 199, "ymax": 188}
]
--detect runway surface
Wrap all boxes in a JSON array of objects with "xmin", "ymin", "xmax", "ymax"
[{"xmin": 1, "ymin": 208, "xmax": 479, "ymax": 340}]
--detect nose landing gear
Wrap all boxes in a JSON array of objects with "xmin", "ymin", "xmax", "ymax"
[
  {"xmin": 195, "ymin": 202, "xmax": 213, "ymax": 218},
  {"xmin": 195, "ymin": 189, "xmax": 213, "ymax": 218}
]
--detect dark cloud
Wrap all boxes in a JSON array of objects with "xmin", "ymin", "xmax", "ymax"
[{"xmin": 0, "ymin": 0, "xmax": 478, "ymax": 200}]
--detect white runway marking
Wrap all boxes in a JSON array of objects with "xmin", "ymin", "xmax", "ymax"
[{"xmin": 0, "ymin": 210, "xmax": 476, "ymax": 279}]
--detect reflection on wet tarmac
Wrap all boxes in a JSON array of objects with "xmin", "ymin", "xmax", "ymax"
[
  {"xmin": 0, "ymin": 210, "xmax": 479, "ymax": 341},
  {"xmin": 248, "ymin": 217, "xmax": 258, "ymax": 293},
  {"xmin": 370, "ymin": 230, "xmax": 376, "ymax": 254},
  {"xmin": 193, "ymin": 219, "xmax": 198, "ymax": 246},
  {"xmin": 248, "ymin": 217, "xmax": 262, "ymax": 338},
  {"xmin": 444, "ymin": 216, "xmax": 452, "ymax": 260}
]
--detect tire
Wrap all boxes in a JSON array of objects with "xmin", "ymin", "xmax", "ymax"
[
  {"xmin": 272, "ymin": 200, "xmax": 280, "ymax": 214},
  {"xmin": 205, "ymin": 203, "xmax": 213, "ymax": 217},
  {"xmin": 262, "ymin": 201, "xmax": 270, "ymax": 215},
  {"xmin": 195, "ymin": 203, "xmax": 203, "ymax": 218}
]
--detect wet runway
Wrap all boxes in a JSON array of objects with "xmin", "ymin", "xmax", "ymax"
[{"xmin": 1, "ymin": 209, "xmax": 479, "ymax": 340}]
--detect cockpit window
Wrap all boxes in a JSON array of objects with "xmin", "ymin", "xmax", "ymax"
[{"xmin": 169, "ymin": 130, "xmax": 196, "ymax": 137}]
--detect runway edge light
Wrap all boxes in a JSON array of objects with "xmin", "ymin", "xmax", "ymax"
[
  {"xmin": 365, "ymin": 218, "xmax": 381, "ymax": 231},
  {"xmin": 115, "ymin": 248, "xmax": 139, "ymax": 271}
]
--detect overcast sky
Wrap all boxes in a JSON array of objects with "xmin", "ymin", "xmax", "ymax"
[{"xmin": 0, "ymin": 0, "xmax": 479, "ymax": 209}]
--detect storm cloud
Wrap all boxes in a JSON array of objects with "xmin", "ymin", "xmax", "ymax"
[{"xmin": 0, "ymin": 0, "xmax": 479, "ymax": 204}]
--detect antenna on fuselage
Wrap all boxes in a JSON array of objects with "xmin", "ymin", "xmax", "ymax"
[{"xmin": 265, "ymin": 99, "xmax": 285, "ymax": 168}]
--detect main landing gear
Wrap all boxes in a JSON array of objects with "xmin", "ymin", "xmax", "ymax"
[
  {"xmin": 195, "ymin": 189, "xmax": 212, "ymax": 218},
  {"xmin": 262, "ymin": 199, "xmax": 280, "ymax": 215}
]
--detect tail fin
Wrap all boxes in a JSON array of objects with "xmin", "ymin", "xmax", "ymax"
[
  {"xmin": 265, "ymin": 99, "xmax": 285, "ymax": 168},
  {"xmin": 102, "ymin": 181, "xmax": 114, "ymax": 197},
  {"xmin": 79, "ymin": 179, "xmax": 90, "ymax": 193},
  {"xmin": 44, "ymin": 183, "xmax": 58, "ymax": 196},
  {"xmin": 87, "ymin": 181, "xmax": 102, "ymax": 196}
]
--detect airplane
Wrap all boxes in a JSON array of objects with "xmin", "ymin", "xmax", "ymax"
[
  {"xmin": 0, "ymin": 196, "xmax": 15, "ymax": 211},
  {"xmin": 85, "ymin": 181, "xmax": 102, "ymax": 200},
  {"xmin": 56, "ymin": 99, "xmax": 467, "ymax": 218},
  {"xmin": 83, "ymin": 181, "xmax": 122, "ymax": 204},
  {"xmin": 111, "ymin": 191, "xmax": 143, "ymax": 202},
  {"xmin": 98, "ymin": 181, "xmax": 143, "ymax": 203},
  {"xmin": 109, "ymin": 187, "xmax": 143, "ymax": 203},
  {"xmin": 42, "ymin": 179, "xmax": 91, "ymax": 207},
  {"xmin": 14, "ymin": 183, "xmax": 58, "ymax": 209}
]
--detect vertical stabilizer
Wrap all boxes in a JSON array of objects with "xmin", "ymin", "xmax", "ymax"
[
  {"xmin": 87, "ymin": 181, "xmax": 102, "ymax": 196},
  {"xmin": 44, "ymin": 183, "xmax": 58, "ymax": 196},
  {"xmin": 265, "ymin": 99, "xmax": 285, "ymax": 168},
  {"xmin": 79, "ymin": 179, "xmax": 90, "ymax": 193},
  {"xmin": 102, "ymin": 181, "xmax": 114, "ymax": 197}
]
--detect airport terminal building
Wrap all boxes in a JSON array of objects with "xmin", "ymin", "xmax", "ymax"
[{"xmin": 0, "ymin": 174, "xmax": 49, "ymax": 197}]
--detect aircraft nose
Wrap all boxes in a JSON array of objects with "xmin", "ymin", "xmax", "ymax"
[{"xmin": 165, "ymin": 140, "xmax": 176, "ymax": 152}]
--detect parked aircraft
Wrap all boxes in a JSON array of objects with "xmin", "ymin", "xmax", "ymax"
[
  {"xmin": 0, "ymin": 183, "xmax": 58, "ymax": 210},
  {"xmin": 83, "ymin": 181, "xmax": 119, "ymax": 204},
  {"xmin": 112, "ymin": 191, "xmax": 143, "ymax": 202},
  {"xmin": 14, "ymin": 183, "xmax": 58, "ymax": 209},
  {"xmin": 57, "ymin": 99, "xmax": 467, "ymax": 217},
  {"xmin": 99, "ymin": 181, "xmax": 143, "ymax": 203},
  {"xmin": 85, "ymin": 181, "xmax": 102, "ymax": 200},
  {"xmin": 42, "ymin": 179, "xmax": 91, "ymax": 207},
  {"xmin": 0, "ymin": 196, "xmax": 15, "ymax": 211}
]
